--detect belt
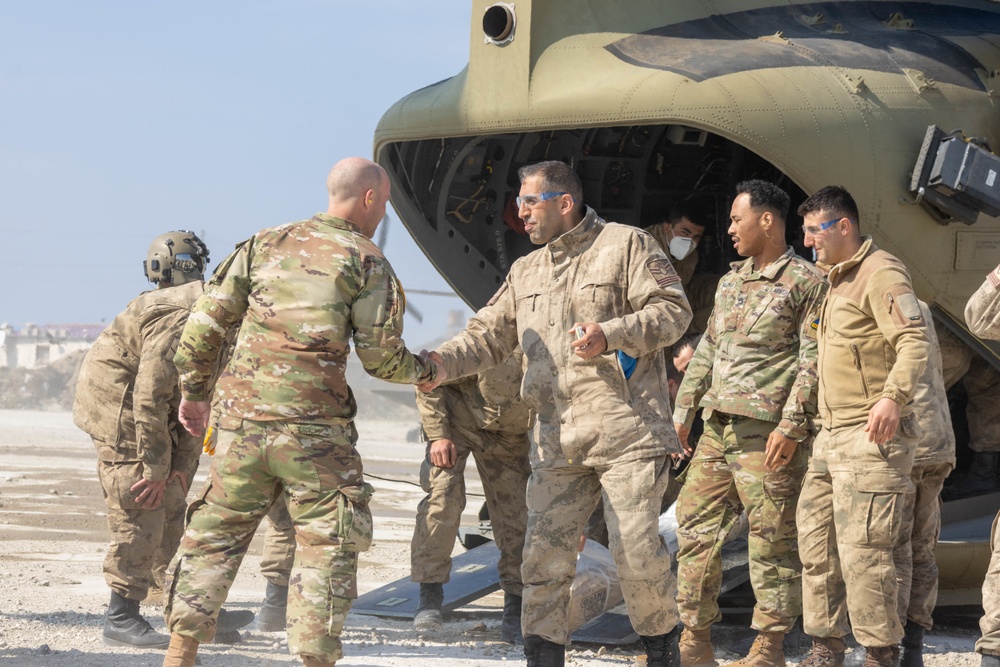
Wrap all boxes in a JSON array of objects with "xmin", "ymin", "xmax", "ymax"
[{"xmin": 712, "ymin": 411, "xmax": 746, "ymax": 426}]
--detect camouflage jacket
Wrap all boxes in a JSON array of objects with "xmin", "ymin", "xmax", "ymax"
[
  {"xmin": 435, "ymin": 207, "xmax": 692, "ymax": 467},
  {"xmin": 174, "ymin": 214, "xmax": 434, "ymax": 425},
  {"xmin": 73, "ymin": 281, "xmax": 203, "ymax": 481},
  {"xmin": 417, "ymin": 351, "xmax": 533, "ymax": 440},
  {"xmin": 911, "ymin": 301, "xmax": 955, "ymax": 467},
  {"xmin": 673, "ymin": 247, "xmax": 826, "ymax": 442},
  {"xmin": 966, "ymin": 263, "xmax": 1000, "ymax": 340},
  {"xmin": 817, "ymin": 237, "xmax": 930, "ymax": 428}
]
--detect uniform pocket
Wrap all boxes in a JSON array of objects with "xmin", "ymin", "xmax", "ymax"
[
  {"xmin": 337, "ymin": 482, "xmax": 374, "ymax": 552},
  {"xmin": 575, "ymin": 282, "xmax": 627, "ymax": 322},
  {"xmin": 848, "ymin": 470, "xmax": 910, "ymax": 547}
]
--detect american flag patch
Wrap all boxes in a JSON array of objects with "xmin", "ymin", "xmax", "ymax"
[{"xmin": 647, "ymin": 258, "xmax": 681, "ymax": 288}]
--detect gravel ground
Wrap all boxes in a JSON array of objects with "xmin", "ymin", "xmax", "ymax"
[{"xmin": 0, "ymin": 409, "xmax": 983, "ymax": 666}]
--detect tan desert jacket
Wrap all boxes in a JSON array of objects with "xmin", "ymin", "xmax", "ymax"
[{"xmin": 816, "ymin": 237, "xmax": 930, "ymax": 428}]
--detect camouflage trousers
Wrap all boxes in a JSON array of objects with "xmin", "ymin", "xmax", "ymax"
[
  {"xmin": 894, "ymin": 462, "xmax": 952, "ymax": 630},
  {"xmin": 522, "ymin": 456, "xmax": 678, "ymax": 644},
  {"xmin": 978, "ymin": 509, "xmax": 1000, "ymax": 656},
  {"xmin": 165, "ymin": 419, "xmax": 373, "ymax": 663},
  {"xmin": 262, "ymin": 495, "xmax": 296, "ymax": 587},
  {"xmin": 798, "ymin": 421, "xmax": 916, "ymax": 648},
  {"xmin": 95, "ymin": 444, "xmax": 198, "ymax": 600},
  {"xmin": 676, "ymin": 413, "xmax": 806, "ymax": 633},
  {"xmin": 411, "ymin": 425, "xmax": 530, "ymax": 595}
]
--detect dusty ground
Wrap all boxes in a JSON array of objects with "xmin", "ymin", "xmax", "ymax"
[{"xmin": 0, "ymin": 409, "xmax": 982, "ymax": 666}]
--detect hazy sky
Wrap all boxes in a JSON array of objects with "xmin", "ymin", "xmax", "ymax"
[{"xmin": 1, "ymin": 1, "xmax": 474, "ymax": 345}]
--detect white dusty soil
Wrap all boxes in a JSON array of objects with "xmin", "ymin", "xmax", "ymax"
[{"xmin": 0, "ymin": 409, "xmax": 983, "ymax": 666}]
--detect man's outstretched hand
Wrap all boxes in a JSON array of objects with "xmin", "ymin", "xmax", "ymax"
[{"xmin": 418, "ymin": 350, "xmax": 447, "ymax": 392}]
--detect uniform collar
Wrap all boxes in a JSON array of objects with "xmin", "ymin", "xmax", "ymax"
[
  {"xmin": 731, "ymin": 246, "xmax": 795, "ymax": 281},
  {"xmin": 548, "ymin": 206, "xmax": 603, "ymax": 259},
  {"xmin": 827, "ymin": 236, "xmax": 876, "ymax": 284},
  {"xmin": 312, "ymin": 212, "xmax": 363, "ymax": 235}
]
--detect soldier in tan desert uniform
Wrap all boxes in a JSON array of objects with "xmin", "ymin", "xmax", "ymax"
[
  {"xmin": 796, "ymin": 186, "xmax": 930, "ymax": 667},
  {"xmin": 74, "ymin": 231, "xmax": 253, "ymax": 647},
  {"xmin": 893, "ymin": 300, "xmax": 955, "ymax": 667},
  {"xmin": 967, "ymin": 262, "xmax": 1000, "ymax": 667},
  {"xmin": 410, "ymin": 351, "xmax": 532, "ymax": 642},
  {"xmin": 424, "ymin": 160, "xmax": 692, "ymax": 667}
]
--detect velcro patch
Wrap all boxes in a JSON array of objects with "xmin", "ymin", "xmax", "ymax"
[{"xmin": 647, "ymin": 258, "xmax": 681, "ymax": 289}]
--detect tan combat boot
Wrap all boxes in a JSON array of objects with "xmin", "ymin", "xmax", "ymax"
[
  {"xmin": 862, "ymin": 646, "xmax": 897, "ymax": 667},
  {"xmin": 680, "ymin": 626, "xmax": 718, "ymax": 667},
  {"xmin": 162, "ymin": 633, "xmax": 199, "ymax": 667},
  {"xmin": 798, "ymin": 636, "xmax": 845, "ymax": 667},
  {"xmin": 722, "ymin": 631, "xmax": 786, "ymax": 667},
  {"xmin": 302, "ymin": 655, "xmax": 336, "ymax": 667}
]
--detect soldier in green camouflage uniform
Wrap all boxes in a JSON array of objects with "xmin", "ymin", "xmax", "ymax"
[
  {"xmin": 411, "ymin": 350, "xmax": 533, "ymax": 640},
  {"xmin": 673, "ymin": 181, "xmax": 826, "ymax": 667},
  {"xmin": 425, "ymin": 161, "xmax": 692, "ymax": 667},
  {"xmin": 73, "ymin": 231, "xmax": 211, "ymax": 650},
  {"xmin": 160, "ymin": 158, "xmax": 438, "ymax": 667},
  {"xmin": 968, "ymin": 263, "xmax": 1000, "ymax": 667},
  {"xmin": 893, "ymin": 300, "xmax": 955, "ymax": 667}
]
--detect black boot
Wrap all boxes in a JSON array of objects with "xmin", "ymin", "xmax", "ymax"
[
  {"xmin": 414, "ymin": 582, "xmax": 444, "ymax": 630},
  {"xmin": 640, "ymin": 625, "xmax": 681, "ymax": 667},
  {"xmin": 256, "ymin": 581, "xmax": 289, "ymax": 632},
  {"xmin": 103, "ymin": 590, "xmax": 171, "ymax": 648},
  {"xmin": 500, "ymin": 592, "xmax": 523, "ymax": 644},
  {"xmin": 900, "ymin": 621, "xmax": 924, "ymax": 667},
  {"xmin": 944, "ymin": 452, "xmax": 1000, "ymax": 499},
  {"xmin": 524, "ymin": 634, "xmax": 565, "ymax": 667}
]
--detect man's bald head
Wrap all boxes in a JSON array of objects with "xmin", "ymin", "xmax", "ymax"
[
  {"xmin": 326, "ymin": 157, "xmax": 391, "ymax": 239},
  {"xmin": 327, "ymin": 157, "xmax": 386, "ymax": 200}
]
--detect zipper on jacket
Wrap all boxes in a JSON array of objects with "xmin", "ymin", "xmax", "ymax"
[
  {"xmin": 887, "ymin": 293, "xmax": 895, "ymax": 315},
  {"xmin": 850, "ymin": 343, "xmax": 870, "ymax": 399}
]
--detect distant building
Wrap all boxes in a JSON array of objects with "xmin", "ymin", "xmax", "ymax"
[{"xmin": 0, "ymin": 323, "xmax": 103, "ymax": 369}]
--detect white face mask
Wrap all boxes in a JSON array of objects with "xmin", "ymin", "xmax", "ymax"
[{"xmin": 669, "ymin": 236, "xmax": 696, "ymax": 261}]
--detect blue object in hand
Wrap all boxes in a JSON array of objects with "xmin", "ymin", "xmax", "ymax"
[{"xmin": 617, "ymin": 350, "xmax": 636, "ymax": 379}]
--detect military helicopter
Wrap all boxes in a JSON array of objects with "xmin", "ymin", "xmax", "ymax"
[{"xmin": 373, "ymin": 0, "xmax": 1000, "ymax": 604}]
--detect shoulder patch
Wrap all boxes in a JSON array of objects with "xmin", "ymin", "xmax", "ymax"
[
  {"xmin": 487, "ymin": 282, "xmax": 509, "ymax": 307},
  {"xmin": 811, "ymin": 317, "xmax": 819, "ymax": 331},
  {"xmin": 646, "ymin": 257, "xmax": 681, "ymax": 289}
]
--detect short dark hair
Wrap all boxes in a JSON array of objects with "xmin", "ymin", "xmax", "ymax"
[
  {"xmin": 673, "ymin": 333, "xmax": 702, "ymax": 359},
  {"xmin": 797, "ymin": 185, "xmax": 860, "ymax": 229},
  {"xmin": 518, "ymin": 161, "xmax": 584, "ymax": 209},
  {"xmin": 667, "ymin": 199, "xmax": 711, "ymax": 230},
  {"xmin": 735, "ymin": 180, "xmax": 790, "ymax": 224}
]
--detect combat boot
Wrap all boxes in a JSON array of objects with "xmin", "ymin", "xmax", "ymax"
[
  {"xmin": 723, "ymin": 631, "xmax": 786, "ymax": 667},
  {"xmin": 862, "ymin": 645, "xmax": 899, "ymax": 667},
  {"xmin": 524, "ymin": 634, "xmax": 565, "ymax": 667},
  {"xmin": 943, "ymin": 452, "xmax": 1000, "ymax": 499},
  {"xmin": 162, "ymin": 633, "xmax": 199, "ymax": 667},
  {"xmin": 680, "ymin": 626, "xmax": 717, "ymax": 667},
  {"xmin": 500, "ymin": 591, "xmax": 523, "ymax": 644},
  {"xmin": 413, "ymin": 582, "xmax": 444, "ymax": 631},
  {"xmin": 103, "ymin": 590, "xmax": 171, "ymax": 648},
  {"xmin": 983, "ymin": 653, "xmax": 1000, "ymax": 667},
  {"xmin": 798, "ymin": 636, "xmax": 846, "ymax": 667},
  {"xmin": 302, "ymin": 655, "xmax": 336, "ymax": 667},
  {"xmin": 641, "ymin": 625, "xmax": 681, "ymax": 667},
  {"xmin": 899, "ymin": 621, "xmax": 924, "ymax": 667},
  {"xmin": 257, "ymin": 581, "xmax": 289, "ymax": 632}
]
